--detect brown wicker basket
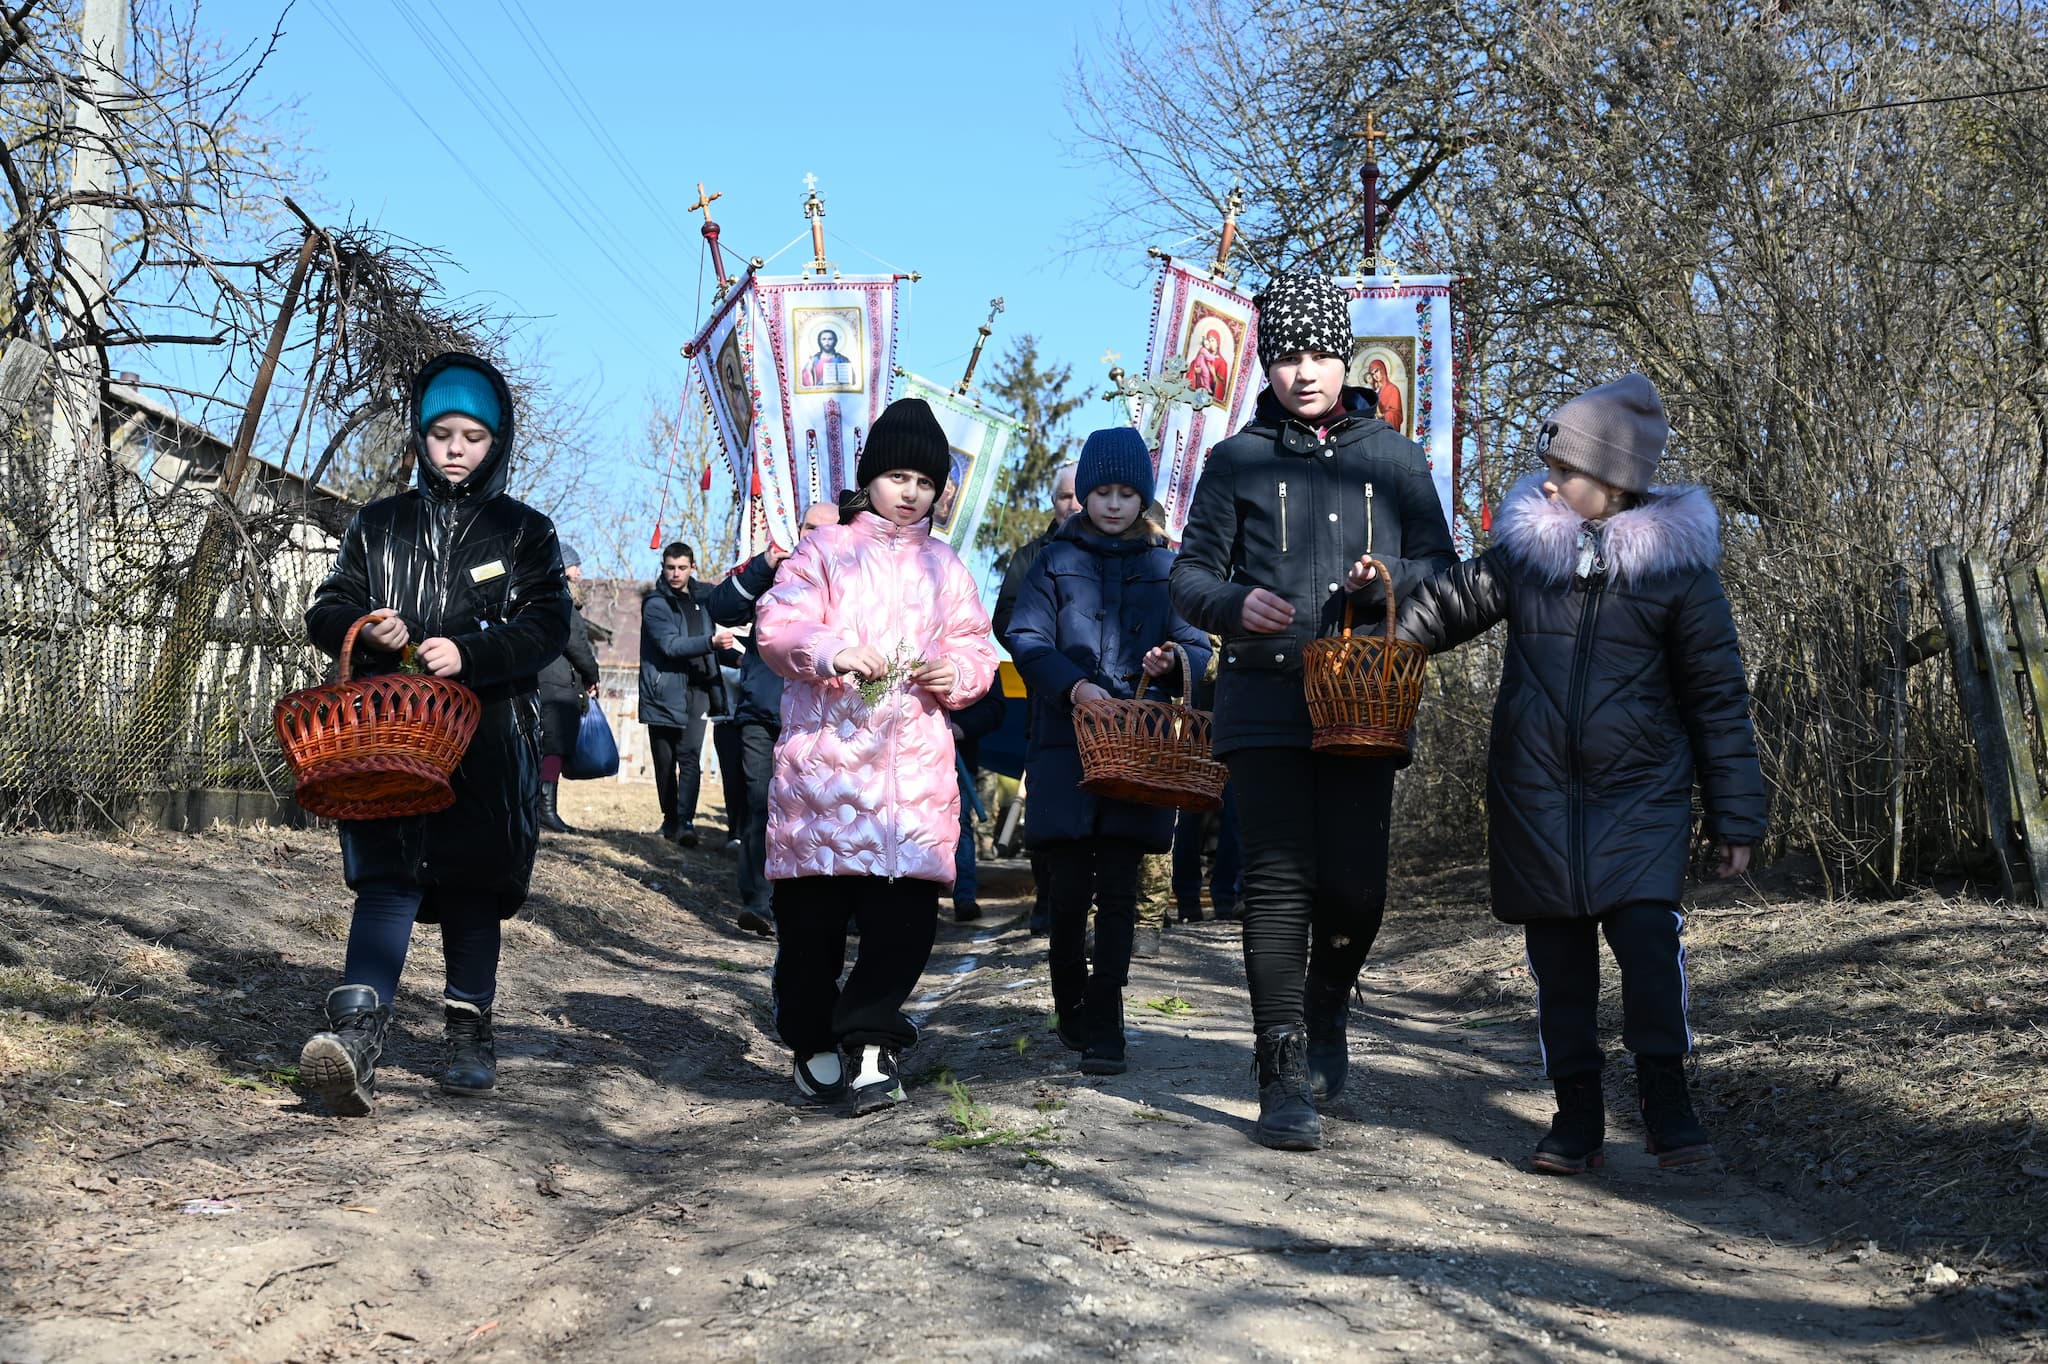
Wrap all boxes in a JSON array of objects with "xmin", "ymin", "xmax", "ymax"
[
  {"xmin": 1073, "ymin": 640, "xmax": 1228, "ymax": 813},
  {"xmin": 1303, "ymin": 558, "xmax": 1429, "ymax": 758},
  {"xmin": 274, "ymin": 613, "xmax": 483, "ymax": 820}
]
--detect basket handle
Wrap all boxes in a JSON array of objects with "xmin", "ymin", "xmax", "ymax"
[
  {"xmin": 1136, "ymin": 640, "xmax": 1195, "ymax": 708},
  {"xmin": 1338, "ymin": 557, "xmax": 1399, "ymax": 643},
  {"xmin": 339, "ymin": 612, "xmax": 415, "ymax": 683}
]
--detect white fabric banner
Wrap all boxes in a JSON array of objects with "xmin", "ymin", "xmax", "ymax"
[
  {"xmin": 895, "ymin": 372, "xmax": 1021, "ymax": 554},
  {"xmin": 686, "ymin": 272, "xmax": 904, "ymax": 557},
  {"xmin": 1333, "ymin": 273, "xmax": 1465, "ymax": 553},
  {"xmin": 1122, "ymin": 257, "xmax": 1261, "ymax": 544}
]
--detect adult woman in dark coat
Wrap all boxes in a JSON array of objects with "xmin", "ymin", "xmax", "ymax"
[
  {"xmin": 297, "ymin": 351, "xmax": 571, "ymax": 1117},
  {"xmin": 535, "ymin": 543, "xmax": 601, "ymax": 833},
  {"xmin": 1008, "ymin": 428, "xmax": 1211, "ymax": 1074}
]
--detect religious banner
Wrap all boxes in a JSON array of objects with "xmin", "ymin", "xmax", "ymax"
[
  {"xmin": 1332, "ymin": 272, "xmax": 1469, "ymax": 552},
  {"xmin": 686, "ymin": 271, "xmax": 905, "ymax": 558},
  {"xmin": 895, "ymin": 371, "xmax": 1021, "ymax": 554},
  {"xmin": 1122, "ymin": 257, "xmax": 1261, "ymax": 544}
]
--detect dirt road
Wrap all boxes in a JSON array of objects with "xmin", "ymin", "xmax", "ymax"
[{"xmin": 0, "ymin": 784, "xmax": 2032, "ymax": 1362}]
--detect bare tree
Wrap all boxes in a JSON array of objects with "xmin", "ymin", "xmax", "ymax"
[{"xmin": 1074, "ymin": 0, "xmax": 2048, "ymax": 888}]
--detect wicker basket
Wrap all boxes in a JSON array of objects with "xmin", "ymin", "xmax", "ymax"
[
  {"xmin": 1073, "ymin": 641, "xmax": 1228, "ymax": 813},
  {"xmin": 274, "ymin": 613, "xmax": 483, "ymax": 820},
  {"xmin": 1303, "ymin": 558, "xmax": 1429, "ymax": 758}
]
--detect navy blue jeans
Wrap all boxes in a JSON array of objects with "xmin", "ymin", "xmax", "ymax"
[{"xmin": 341, "ymin": 881, "xmax": 501, "ymax": 1008}]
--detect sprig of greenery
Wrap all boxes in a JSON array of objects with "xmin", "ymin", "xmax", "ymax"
[{"xmin": 855, "ymin": 644, "xmax": 928, "ymax": 707}]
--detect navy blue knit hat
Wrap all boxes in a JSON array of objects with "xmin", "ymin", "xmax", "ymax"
[{"xmin": 1076, "ymin": 426, "xmax": 1156, "ymax": 506}]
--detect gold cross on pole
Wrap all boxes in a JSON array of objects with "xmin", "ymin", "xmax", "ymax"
[
  {"xmin": 688, "ymin": 182, "xmax": 722, "ymax": 224},
  {"xmin": 1344, "ymin": 111, "xmax": 1388, "ymax": 156}
]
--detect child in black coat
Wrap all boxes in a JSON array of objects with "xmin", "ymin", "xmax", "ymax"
[
  {"xmin": 1398, "ymin": 374, "xmax": 1766, "ymax": 1173},
  {"xmin": 298, "ymin": 353, "xmax": 572, "ymax": 1117}
]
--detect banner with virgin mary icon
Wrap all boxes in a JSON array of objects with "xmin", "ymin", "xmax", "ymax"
[
  {"xmin": 1334, "ymin": 272, "xmax": 1466, "ymax": 552},
  {"xmin": 1124, "ymin": 257, "xmax": 1261, "ymax": 544}
]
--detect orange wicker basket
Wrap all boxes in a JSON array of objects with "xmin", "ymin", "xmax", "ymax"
[
  {"xmin": 1303, "ymin": 557, "xmax": 1429, "ymax": 758},
  {"xmin": 1073, "ymin": 640, "xmax": 1228, "ymax": 813},
  {"xmin": 274, "ymin": 613, "xmax": 483, "ymax": 820}
]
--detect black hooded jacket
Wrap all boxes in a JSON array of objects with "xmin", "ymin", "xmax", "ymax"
[
  {"xmin": 1169, "ymin": 387, "xmax": 1456, "ymax": 755},
  {"xmin": 304, "ymin": 352, "xmax": 573, "ymax": 918},
  {"xmin": 1396, "ymin": 474, "xmax": 1767, "ymax": 923}
]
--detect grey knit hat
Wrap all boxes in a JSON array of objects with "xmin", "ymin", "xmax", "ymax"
[
  {"xmin": 1252, "ymin": 271, "xmax": 1353, "ymax": 371},
  {"xmin": 1539, "ymin": 374, "xmax": 1669, "ymax": 494}
]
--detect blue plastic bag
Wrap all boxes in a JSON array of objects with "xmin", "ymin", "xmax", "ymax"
[{"xmin": 564, "ymin": 697, "xmax": 620, "ymax": 780}]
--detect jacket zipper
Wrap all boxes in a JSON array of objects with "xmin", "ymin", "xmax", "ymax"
[
  {"xmin": 1364, "ymin": 482, "xmax": 1376, "ymax": 557},
  {"xmin": 1565, "ymin": 578, "xmax": 1605, "ymax": 917},
  {"xmin": 1278, "ymin": 480, "xmax": 1289, "ymax": 553}
]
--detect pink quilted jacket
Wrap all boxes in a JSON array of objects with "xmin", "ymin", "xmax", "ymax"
[{"xmin": 755, "ymin": 512, "xmax": 998, "ymax": 884}]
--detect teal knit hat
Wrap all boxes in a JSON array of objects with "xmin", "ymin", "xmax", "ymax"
[{"xmin": 419, "ymin": 363, "xmax": 502, "ymax": 434}]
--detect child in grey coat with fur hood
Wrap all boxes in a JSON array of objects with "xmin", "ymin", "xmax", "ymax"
[{"xmin": 1397, "ymin": 374, "xmax": 1766, "ymax": 1176}]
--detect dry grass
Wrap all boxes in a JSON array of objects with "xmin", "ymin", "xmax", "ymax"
[{"xmin": 1389, "ymin": 860, "xmax": 2048, "ymax": 1271}]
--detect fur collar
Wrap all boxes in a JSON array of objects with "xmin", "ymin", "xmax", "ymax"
[{"xmin": 1493, "ymin": 472, "xmax": 1722, "ymax": 585}]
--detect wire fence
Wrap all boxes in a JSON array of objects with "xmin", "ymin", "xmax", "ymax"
[{"xmin": 0, "ymin": 351, "xmax": 341, "ymax": 832}]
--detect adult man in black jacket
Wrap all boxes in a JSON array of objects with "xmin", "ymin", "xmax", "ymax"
[
  {"xmin": 707, "ymin": 502, "xmax": 838, "ymax": 934},
  {"xmin": 991, "ymin": 460, "xmax": 1078, "ymax": 935},
  {"xmin": 1170, "ymin": 271, "xmax": 1456, "ymax": 1151},
  {"xmin": 640, "ymin": 542, "xmax": 734, "ymax": 847}
]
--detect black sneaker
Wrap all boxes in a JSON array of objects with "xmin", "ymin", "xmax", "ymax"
[
  {"xmin": 1532, "ymin": 1072, "xmax": 1607, "ymax": 1175},
  {"xmin": 736, "ymin": 905, "xmax": 775, "ymax": 937},
  {"xmin": 848, "ymin": 1045, "xmax": 906, "ymax": 1114},
  {"xmin": 953, "ymin": 899, "xmax": 982, "ymax": 923},
  {"xmin": 674, "ymin": 825, "xmax": 701, "ymax": 849},
  {"xmin": 793, "ymin": 1051, "xmax": 847, "ymax": 1104}
]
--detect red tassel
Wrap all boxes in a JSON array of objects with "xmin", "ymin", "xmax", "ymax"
[
  {"xmin": 649, "ymin": 523, "xmax": 663, "ymax": 550},
  {"xmin": 700, "ymin": 462, "xmax": 714, "ymax": 492},
  {"xmin": 1480, "ymin": 502, "xmax": 1493, "ymax": 532},
  {"xmin": 750, "ymin": 466, "xmax": 763, "ymax": 498}
]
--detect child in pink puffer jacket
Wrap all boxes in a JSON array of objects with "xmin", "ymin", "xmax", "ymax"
[{"xmin": 754, "ymin": 397, "xmax": 998, "ymax": 1115}]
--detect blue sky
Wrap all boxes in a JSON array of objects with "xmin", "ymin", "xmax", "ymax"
[{"xmin": 205, "ymin": 0, "xmax": 1171, "ymax": 477}]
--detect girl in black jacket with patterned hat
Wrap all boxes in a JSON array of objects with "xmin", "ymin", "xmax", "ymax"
[
  {"xmin": 1398, "ymin": 374, "xmax": 1766, "ymax": 1174},
  {"xmin": 1170, "ymin": 270, "xmax": 1456, "ymax": 1151}
]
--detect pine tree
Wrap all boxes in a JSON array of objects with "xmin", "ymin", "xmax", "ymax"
[{"xmin": 976, "ymin": 335, "xmax": 1087, "ymax": 567}]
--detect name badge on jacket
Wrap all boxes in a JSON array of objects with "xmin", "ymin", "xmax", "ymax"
[{"xmin": 470, "ymin": 560, "xmax": 507, "ymax": 584}]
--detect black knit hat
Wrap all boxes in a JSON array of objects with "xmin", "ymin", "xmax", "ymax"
[
  {"xmin": 1253, "ymin": 270, "xmax": 1353, "ymax": 371},
  {"xmin": 857, "ymin": 397, "xmax": 951, "ymax": 492}
]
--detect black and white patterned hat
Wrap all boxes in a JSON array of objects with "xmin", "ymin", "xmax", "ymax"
[{"xmin": 1252, "ymin": 270, "xmax": 1353, "ymax": 371}]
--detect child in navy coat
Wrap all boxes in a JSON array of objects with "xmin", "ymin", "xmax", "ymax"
[{"xmin": 1008, "ymin": 428, "xmax": 1212, "ymax": 1073}]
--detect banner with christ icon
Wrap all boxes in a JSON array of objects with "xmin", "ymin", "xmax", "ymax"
[
  {"xmin": 755, "ymin": 274, "xmax": 903, "ymax": 512},
  {"xmin": 686, "ymin": 271, "xmax": 906, "ymax": 556},
  {"xmin": 1334, "ymin": 273, "xmax": 1468, "ymax": 552},
  {"xmin": 895, "ymin": 371, "xmax": 1021, "ymax": 554},
  {"xmin": 1119, "ymin": 257, "xmax": 1261, "ymax": 545}
]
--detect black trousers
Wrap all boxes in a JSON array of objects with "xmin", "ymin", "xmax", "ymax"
[
  {"xmin": 1226, "ymin": 747, "xmax": 1396, "ymax": 1032},
  {"xmin": 734, "ymin": 723, "xmax": 776, "ymax": 914},
  {"xmin": 1523, "ymin": 902, "xmax": 1691, "ymax": 1078},
  {"xmin": 712, "ymin": 721, "xmax": 747, "ymax": 832},
  {"xmin": 646, "ymin": 692, "xmax": 710, "ymax": 825},
  {"xmin": 1042, "ymin": 838, "xmax": 1143, "ymax": 1010},
  {"xmin": 771, "ymin": 875, "xmax": 940, "ymax": 1054}
]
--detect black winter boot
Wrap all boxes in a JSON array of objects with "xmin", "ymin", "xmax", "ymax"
[
  {"xmin": 1252, "ymin": 1025, "xmax": 1323, "ymax": 1151},
  {"xmin": 1051, "ymin": 954, "xmax": 1088, "ymax": 1052},
  {"xmin": 1304, "ymin": 974, "xmax": 1354, "ymax": 1103},
  {"xmin": 1636, "ymin": 1055, "xmax": 1713, "ymax": 1166},
  {"xmin": 439, "ymin": 999, "xmax": 497, "ymax": 1095},
  {"xmin": 1532, "ymin": 1072, "xmax": 1607, "ymax": 1175},
  {"xmin": 537, "ymin": 783, "xmax": 572, "ymax": 834},
  {"xmin": 299, "ymin": 984, "xmax": 390, "ymax": 1117},
  {"xmin": 1079, "ymin": 978, "xmax": 1127, "ymax": 1075}
]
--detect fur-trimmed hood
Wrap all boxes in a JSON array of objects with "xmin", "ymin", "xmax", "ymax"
[{"xmin": 1493, "ymin": 472, "xmax": 1721, "ymax": 585}]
